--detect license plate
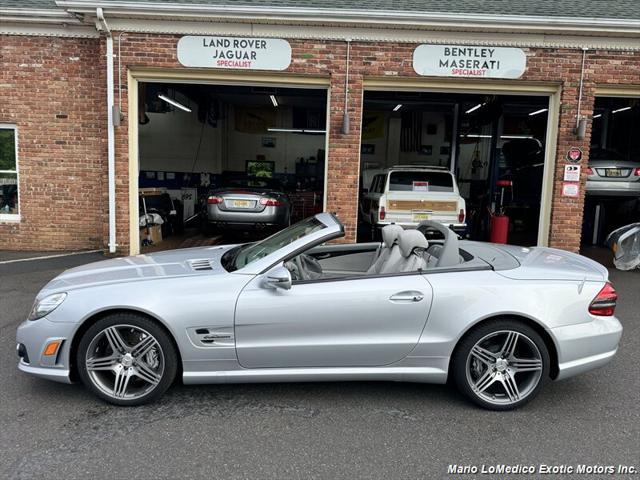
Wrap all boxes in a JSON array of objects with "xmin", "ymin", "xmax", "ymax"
[
  {"xmin": 412, "ymin": 212, "xmax": 431, "ymax": 222},
  {"xmin": 605, "ymin": 169, "xmax": 623, "ymax": 177},
  {"xmin": 232, "ymin": 200, "xmax": 252, "ymax": 208}
]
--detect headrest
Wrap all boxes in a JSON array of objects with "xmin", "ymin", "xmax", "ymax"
[
  {"xmin": 398, "ymin": 229, "xmax": 429, "ymax": 258},
  {"xmin": 381, "ymin": 224, "xmax": 404, "ymax": 248}
]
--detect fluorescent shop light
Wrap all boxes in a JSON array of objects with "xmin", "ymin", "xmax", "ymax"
[
  {"xmin": 593, "ymin": 114, "xmax": 602, "ymax": 119},
  {"xmin": 270, "ymin": 95, "xmax": 278, "ymax": 107},
  {"xmin": 528, "ymin": 108, "xmax": 548, "ymax": 116},
  {"xmin": 267, "ymin": 128, "xmax": 326, "ymax": 134},
  {"xmin": 393, "ymin": 104, "xmax": 403, "ymax": 111},
  {"xmin": 465, "ymin": 103, "xmax": 485, "ymax": 114},
  {"xmin": 500, "ymin": 135, "xmax": 534, "ymax": 139},
  {"xmin": 612, "ymin": 106, "xmax": 631, "ymax": 114},
  {"xmin": 460, "ymin": 134, "xmax": 492, "ymax": 138},
  {"xmin": 158, "ymin": 94, "xmax": 192, "ymax": 113}
]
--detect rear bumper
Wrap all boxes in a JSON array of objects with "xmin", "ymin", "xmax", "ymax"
[
  {"xmin": 206, "ymin": 205, "xmax": 289, "ymax": 226},
  {"xmin": 377, "ymin": 221, "xmax": 466, "ymax": 232},
  {"xmin": 586, "ymin": 180, "xmax": 640, "ymax": 196},
  {"xmin": 552, "ymin": 315, "xmax": 622, "ymax": 380}
]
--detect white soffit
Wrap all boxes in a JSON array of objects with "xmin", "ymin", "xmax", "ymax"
[{"xmin": 87, "ymin": 18, "xmax": 640, "ymax": 51}]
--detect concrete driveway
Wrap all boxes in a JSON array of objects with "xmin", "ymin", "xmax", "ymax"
[{"xmin": 0, "ymin": 252, "xmax": 638, "ymax": 479}]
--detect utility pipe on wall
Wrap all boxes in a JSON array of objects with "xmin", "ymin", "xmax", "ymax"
[{"xmin": 96, "ymin": 8, "xmax": 117, "ymax": 254}]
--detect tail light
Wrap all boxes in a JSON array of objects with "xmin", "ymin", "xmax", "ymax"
[
  {"xmin": 207, "ymin": 196, "xmax": 222, "ymax": 204},
  {"xmin": 379, "ymin": 206, "xmax": 386, "ymax": 221},
  {"xmin": 458, "ymin": 209, "xmax": 465, "ymax": 223},
  {"xmin": 634, "ymin": 167, "xmax": 640, "ymax": 177},
  {"xmin": 260, "ymin": 198, "xmax": 283, "ymax": 207},
  {"xmin": 586, "ymin": 166, "xmax": 594, "ymax": 175},
  {"xmin": 589, "ymin": 282, "xmax": 617, "ymax": 316}
]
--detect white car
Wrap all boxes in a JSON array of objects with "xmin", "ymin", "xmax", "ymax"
[{"xmin": 361, "ymin": 166, "xmax": 466, "ymax": 233}]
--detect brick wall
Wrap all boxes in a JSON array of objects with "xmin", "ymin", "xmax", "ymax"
[
  {"xmin": 3, "ymin": 31, "xmax": 640, "ymax": 253},
  {"xmin": 0, "ymin": 35, "xmax": 106, "ymax": 251}
]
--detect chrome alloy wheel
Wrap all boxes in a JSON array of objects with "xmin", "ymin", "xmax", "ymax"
[
  {"xmin": 85, "ymin": 324, "xmax": 164, "ymax": 401},
  {"xmin": 465, "ymin": 330, "xmax": 543, "ymax": 406}
]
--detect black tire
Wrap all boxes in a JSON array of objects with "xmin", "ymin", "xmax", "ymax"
[
  {"xmin": 76, "ymin": 313, "xmax": 178, "ymax": 406},
  {"xmin": 452, "ymin": 319, "xmax": 550, "ymax": 411}
]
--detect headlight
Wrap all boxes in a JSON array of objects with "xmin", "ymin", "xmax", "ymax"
[{"xmin": 28, "ymin": 293, "xmax": 67, "ymax": 321}]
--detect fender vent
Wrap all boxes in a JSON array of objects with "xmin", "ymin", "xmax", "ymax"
[{"xmin": 188, "ymin": 259, "xmax": 214, "ymax": 271}]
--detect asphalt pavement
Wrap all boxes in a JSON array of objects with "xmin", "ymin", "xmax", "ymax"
[{"xmin": 0, "ymin": 251, "xmax": 638, "ymax": 479}]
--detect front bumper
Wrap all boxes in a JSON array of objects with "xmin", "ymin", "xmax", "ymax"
[
  {"xmin": 16, "ymin": 317, "xmax": 75, "ymax": 384},
  {"xmin": 552, "ymin": 315, "xmax": 622, "ymax": 380}
]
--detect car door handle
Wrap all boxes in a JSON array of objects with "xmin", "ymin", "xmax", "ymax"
[{"xmin": 389, "ymin": 291, "xmax": 424, "ymax": 303}]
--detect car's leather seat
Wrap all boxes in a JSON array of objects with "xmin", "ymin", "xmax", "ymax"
[
  {"xmin": 367, "ymin": 224, "xmax": 404, "ymax": 275},
  {"xmin": 380, "ymin": 229, "xmax": 430, "ymax": 274}
]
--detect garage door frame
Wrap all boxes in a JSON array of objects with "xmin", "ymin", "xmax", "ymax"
[
  {"xmin": 127, "ymin": 68, "xmax": 331, "ymax": 255},
  {"xmin": 362, "ymin": 77, "xmax": 562, "ymax": 247}
]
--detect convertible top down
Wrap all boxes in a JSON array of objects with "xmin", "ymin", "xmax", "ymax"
[{"xmin": 17, "ymin": 213, "xmax": 622, "ymax": 410}]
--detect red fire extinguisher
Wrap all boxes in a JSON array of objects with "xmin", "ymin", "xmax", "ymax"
[{"xmin": 490, "ymin": 179, "xmax": 512, "ymax": 244}]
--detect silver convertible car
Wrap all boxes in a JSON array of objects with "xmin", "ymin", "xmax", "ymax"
[{"xmin": 17, "ymin": 214, "xmax": 622, "ymax": 410}]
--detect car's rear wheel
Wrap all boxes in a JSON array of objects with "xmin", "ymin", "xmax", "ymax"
[
  {"xmin": 77, "ymin": 313, "xmax": 178, "ymax": 406},
  {"xmin": 452, "ymin": 319, "xmax": 549, "ymax": 410}
]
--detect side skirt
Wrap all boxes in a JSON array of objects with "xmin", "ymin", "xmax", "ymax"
[{"xmin": 183, "ymin": 366, "xmax": 448, "ymax": 385}]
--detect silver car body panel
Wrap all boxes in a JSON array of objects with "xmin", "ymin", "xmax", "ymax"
[
  {"xmin": 586, "ymin": 159, "xmax": 640, "ymax": 196},
  {"xmin": 16, "ymin": 214, "xmax": 622, "ymax": 389}
]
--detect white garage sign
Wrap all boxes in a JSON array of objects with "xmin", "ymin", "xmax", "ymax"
[
  {"xmin": 177, "ymin": 36, "xmax": 292, "ymax": 70},
  {"xmin": 413, "ymin": 45, "xmax": 527, "ymax": 79}
]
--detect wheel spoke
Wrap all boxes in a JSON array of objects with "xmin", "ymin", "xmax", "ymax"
[
  {"xmin": 471, "ymin": 345, "xmax": 497, "ymax": 365},
  {"xmin": 113, "ymin": 365, "xmax": 133, "ymax": 398},
  {"xmin": 500, "ymin": 372, "xmax": 521, "ymax": 402},
  {"xmin": 474, "ymin": 368, "xmax": 497, "ymax": 393},
  {"xmin": 131, "ymin": 335, "xmax": 157, "ymax": 359},
  {"xmin": 86, "ymin": 354, "xmax": 118, "ymax": 371},
  {"xmin": 134, "ymin": 360, "xmax": 161, "ymax": 386},
  {"xmin": 510, "ymin": 357, "xmax": 543, "ymax": 373},
  {"xmin": 104, "ymin": 327, "xmax": 129, "ymax": 354},
  {"xmin": 500, "ymin": 331, "xmax": 519, "ymax": 358}
]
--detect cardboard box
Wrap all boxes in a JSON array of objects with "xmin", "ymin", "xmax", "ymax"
[{"xmin": 140, "ymin": 224, "xmax": 162, "ymax": 245}]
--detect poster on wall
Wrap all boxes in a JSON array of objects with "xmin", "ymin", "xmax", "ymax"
[
  {"xmin": 564, "ymin": 165, "xmax": 581, "ymax": 182},
  {"xmin": 413, "ymin": 45, "xmax": 527, "ymax": 79},
  {"xmin": 562, "ymin": 182, "xmax": 580, "ymax": 197},
  {"xmin": 177, "ymin": 36, "xmax": 292, "ymax": 70}
]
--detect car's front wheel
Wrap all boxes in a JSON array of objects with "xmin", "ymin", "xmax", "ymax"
[
  {"xmin": 77, "ymin": 313, "xmax": 178, "ymax": 406},
  {"xmin": 452, "ymin": 319, "xmax": 550, "ymax": 410}
]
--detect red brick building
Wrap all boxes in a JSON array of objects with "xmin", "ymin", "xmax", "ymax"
[{"xmin": 1, "ymin": 1, "xmax": 639, "ymax": 254}]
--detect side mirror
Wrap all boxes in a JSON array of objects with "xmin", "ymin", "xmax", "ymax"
[{"xmin": 263, "ymin": 265, "xmax": 292, "ymax": 290}]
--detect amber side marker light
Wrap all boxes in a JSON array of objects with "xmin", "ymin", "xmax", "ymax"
[{"xmin": 43, "ymin": 341, "xmax": 61, "ymax": 357}]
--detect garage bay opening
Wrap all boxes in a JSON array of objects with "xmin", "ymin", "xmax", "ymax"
[
  {"xmin": 137, "ymin": 82, "xmax": 327, "ymax": 252},
  {"xmin": 358, "ymin": 91, "xmax": 551, "ymax": 246},
  {"xmin": 581, "ymin": 96, "xmax": 640, "ymax": 258}
]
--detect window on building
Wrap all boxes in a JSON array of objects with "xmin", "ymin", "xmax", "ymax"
[{"xmin": 0, "ymin": 125, "xmax": 19, "ymax": 218}]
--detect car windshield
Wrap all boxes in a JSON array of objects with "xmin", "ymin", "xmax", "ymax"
[
  {"xmin": 222, "ymin": 217, "xmax": 327, "ymax": 272},
  {"xmin": 389, "ymin": 171, "xmax": 454, "ymax": 192}
]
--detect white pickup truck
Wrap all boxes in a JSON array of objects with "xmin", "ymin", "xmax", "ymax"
[{"xmin": 361, "ymin": 165, "xmax": 466, "ymax": 234}]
